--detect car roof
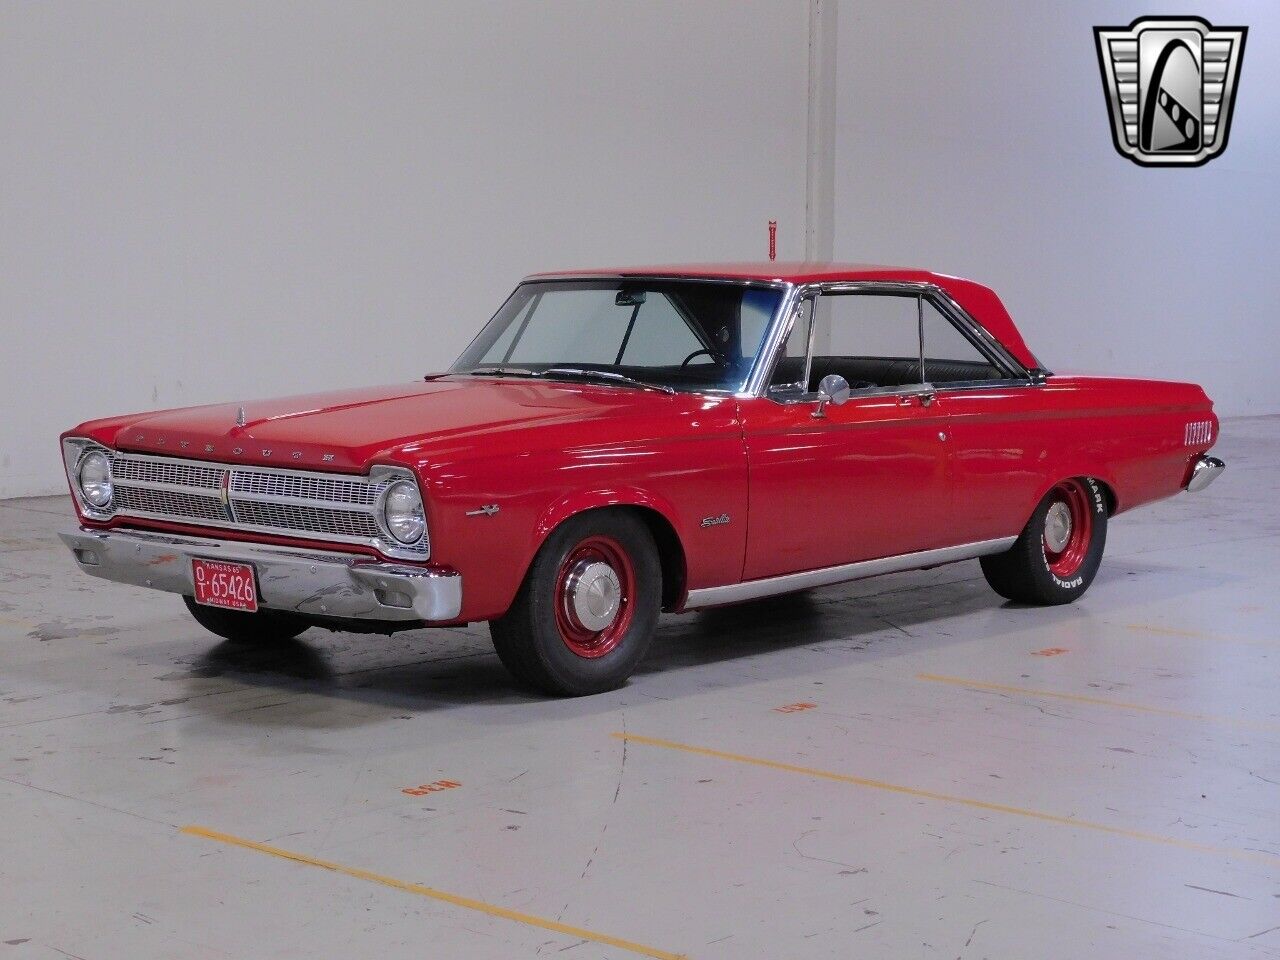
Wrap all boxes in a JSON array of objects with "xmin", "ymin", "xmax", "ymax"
[
  {"xmin": 523, "ymin": 263, "xmax": 1041, "ymax": 370},
  {"xmin": 527, "ymin": 261, "xmax": 942, "ymax": 284}
]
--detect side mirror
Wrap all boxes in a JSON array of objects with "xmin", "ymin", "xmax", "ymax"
[{"xmin": 811, "ymin": 374, "xmax": 851, "ymax": 419}]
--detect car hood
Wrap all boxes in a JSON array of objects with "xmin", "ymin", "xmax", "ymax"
[{"xmin": 82, "ymin": 376, "xmax": 715, "ymax": 472}]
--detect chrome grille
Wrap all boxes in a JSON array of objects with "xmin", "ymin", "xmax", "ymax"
[
  {"xmin": 114, "ymin": 485, "xmax": 228, "ymax": 522},
  {"xmin": 113, "ymin": 458, "xmax": 224, "ymax": 489},
  {"xmin": 100, "ymin": 450, "xmax": 428, "ymax": 559},
  {"xmin": 229, "ymin": 471, "xmax": 378, "ymax": 507},
  {"xmin": 231, "ymin": 500, "xmax": 382, "ymax": 539}
]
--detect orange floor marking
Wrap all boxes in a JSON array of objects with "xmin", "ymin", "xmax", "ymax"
[
  {"xmin": 612, "ymin": 733, "xmax": 1280, "ymax": 866},
  {"xmin": 916, "ymin": 672, "xmax": 1280, "ymax": 731},
  {"xmin": 773, "ymin": 702, "xmax": 818, "ymax": 714},
  {"xmin": 181, "ymin": 825, "xmax": 686, "ymax": 959},
  {"xmin": 402, "ymin": 779, "xmax": 462, "ymax": 796}
]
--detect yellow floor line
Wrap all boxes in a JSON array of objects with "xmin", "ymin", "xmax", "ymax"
[
  {"xmin": 1122, "ymin": 622, "xmax": 1214, "ymax": 639},
  {"xmin": 612, "ymin": 734, "xmax": 1280, "ymax": 866},
  {"xmin": 1116, "ymin": 621, "xmax": 1277, "ymax": 647},
  {"xmin": 181, "ymin": 825, "xmax": 686, "ymax": 960},
  {"xmin": 916, "ymin": 672, "xmax": 1280, "ymax": 731}
]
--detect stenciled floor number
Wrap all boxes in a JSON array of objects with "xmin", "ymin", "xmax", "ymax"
[{"xmin": 401, "ymin": 779, "xmax": 462, "ymax": 796}]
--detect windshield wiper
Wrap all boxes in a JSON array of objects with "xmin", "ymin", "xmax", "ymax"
[
  {"xmin": 466, "ymin": 366, "xmax": 541, "ymax": 378},
  {"xmin": 540, "ymin": 367, "xmax": 676, "ymax": 395},
  {"xmin": 466, "ymin": 365, "xmax": 675, "ymax": 394}
]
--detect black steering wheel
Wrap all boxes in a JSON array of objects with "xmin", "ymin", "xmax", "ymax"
[{"xmin": 680, "ymin": 348, "xmax": 717, "ymax": 369}]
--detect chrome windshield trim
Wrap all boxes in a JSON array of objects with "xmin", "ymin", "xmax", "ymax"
[
  {"xmin": 456, "ymin": 276, "xmax": 797, "ymax": 397},
  {"xmin": 742, "ymin": 281, "xmax": 804, "ymax": 397}
]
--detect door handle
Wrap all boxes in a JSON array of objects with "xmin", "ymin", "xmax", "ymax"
[{"xmin": 896, "ymin": 383, "xmax": 937, "ymax": 407}]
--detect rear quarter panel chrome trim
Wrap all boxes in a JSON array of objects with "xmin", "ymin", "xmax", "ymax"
[{"xmin": 683, "ymin": 537, "xmax": 1017, "ymax": 608}]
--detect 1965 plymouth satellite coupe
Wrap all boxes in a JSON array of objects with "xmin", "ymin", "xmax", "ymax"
[{"xmin": 60, "ymin": 264, "xmax": 1224, "ymax": 695}]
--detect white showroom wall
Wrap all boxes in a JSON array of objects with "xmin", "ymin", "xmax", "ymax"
[
  {"xmin": 834, "ymin": 1, "xmax": 1280, "ymax": 416},
  {"xmin": 0, "ymin": 2, "xmax": 810, "ymax": 497}
]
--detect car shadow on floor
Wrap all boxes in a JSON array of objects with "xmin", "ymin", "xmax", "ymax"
[{"xmin": 166, "ymin": 556, "xmax": 1234, "ymax": 725}]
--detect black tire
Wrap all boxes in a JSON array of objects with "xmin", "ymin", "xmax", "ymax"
[
  {"xmin": 489, "ymin": 510, "xmax": 661, "ymax": 696},
  {"xmin": 980, "ymin": 477, "xmax": 1108, "ymax": 605},
  {"xmin": 183, "ymin": 596, "xmax": 311, "ymax": 644}
]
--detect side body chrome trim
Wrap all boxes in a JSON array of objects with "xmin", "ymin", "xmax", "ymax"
[{"xmin": 683, "ymin": 537, "xmax": 1017, "ymax": 609}]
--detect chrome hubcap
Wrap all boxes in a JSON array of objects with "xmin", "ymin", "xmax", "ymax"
[
  {"xmin": 1044, "ymin": 501, "xmax": 1073, "ymax": 553},
  {"xmin": 564, "ymin": 560, "xmax": 621, "ymax": 631}
]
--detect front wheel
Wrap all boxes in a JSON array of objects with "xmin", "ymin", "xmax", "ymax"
[
  {"xmin": 183, "ymin": 596, "xmax": 311, "ymax": 644},
  {"xmin": 489, "ymin": 511, "xmax": 661, "ymax": 696},
  {"xmin": 980, "ymin": 477, "xmax": 1108, "ymax": 605}
]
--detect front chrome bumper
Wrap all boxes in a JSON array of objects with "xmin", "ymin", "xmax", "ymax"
[
  {"xmin": 1185, "ymin": 454, "xmax": 1226, "ymax": 493},
  {"xmin": 58, "ymin": 526, "xmax": 461, "ymax": 622}
]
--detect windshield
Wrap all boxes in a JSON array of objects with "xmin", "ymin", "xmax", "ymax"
[{"xmin": 451, "ymin": 279, "xmax": 785, "ymax": 393}]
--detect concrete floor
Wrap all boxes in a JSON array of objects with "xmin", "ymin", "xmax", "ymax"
[{"xmin": 2, "ymin": 417, "xmax": 1278, "ymax": 960}]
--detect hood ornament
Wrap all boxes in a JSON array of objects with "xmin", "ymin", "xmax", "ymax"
[{"xmin": 235, "ymin": 406, "xmax": 246, "ymax": 428}]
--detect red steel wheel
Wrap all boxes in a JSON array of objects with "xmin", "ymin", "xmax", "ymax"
[
  {"xmin": 489, "ymin": 510, "xmax": 661, "ymax": 695},
  {"xmin": 552, "ymin": 535, "xmax": 636, "ymax": 658},
  {"xmin": 982, "ymin": 476, "xmax": 1108, "ymax": 606},
  {"xmin": 1041, "ymin": 479, "xmax": 1094, "ymax": 578}
]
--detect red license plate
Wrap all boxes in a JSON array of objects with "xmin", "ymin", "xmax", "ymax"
[{"xmin": 191, "ymin": 558, "xmax": 258, "ymax": 612}]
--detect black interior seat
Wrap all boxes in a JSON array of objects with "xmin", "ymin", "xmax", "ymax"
[{"xmin": 770, "ymin": 355, "xmax": 1002, "ymax": 391}]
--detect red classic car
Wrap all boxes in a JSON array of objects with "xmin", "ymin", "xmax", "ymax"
[{"xmin": 60, "ymin": 263, "xmax": 1224, "ymax": 695}]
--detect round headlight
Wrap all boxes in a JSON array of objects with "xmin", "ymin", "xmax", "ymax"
[
  {"xmin": 78, "ymin": 451, "xmax": 113, "ymax": 509},
  {"xmin": 381, "ymin": 480, "xmax": 425, "ymax": 544}
]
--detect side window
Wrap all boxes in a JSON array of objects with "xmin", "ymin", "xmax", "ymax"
[
  {"xmin": 920, "ymin": 301, "xmax": 1003, "ymax": 383},
  {"xmin": 810, "ymin": 293, "xmax": 923, "ymax": 390}
]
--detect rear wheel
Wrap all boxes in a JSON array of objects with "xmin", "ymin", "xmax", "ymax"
[
  {"xmin": 980, "ymin": 477, "xmax": 1108, "ymax": 605},
  {"xmin": 183, "ymin": 596, "xmax": 311, "ymax": 644},
  {"xmin": 490, "ymin": 511, "xmax": 661, "ymax": 696}
]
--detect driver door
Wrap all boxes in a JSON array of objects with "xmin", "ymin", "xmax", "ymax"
[{"xmin": 739, "ymin": 290, "xmax": 952, "ymax": 580}]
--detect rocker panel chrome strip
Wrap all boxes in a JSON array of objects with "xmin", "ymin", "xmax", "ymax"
[{"xmin": 683, "ymin": 537, "xmax": 1017, "ymax": 609}]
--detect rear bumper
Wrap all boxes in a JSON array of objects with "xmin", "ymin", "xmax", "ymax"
[
  {"xmin": 1185, "ymin": 455, "xmax": 1226, "ymax": 493},
  {"xmin": 58, "ymin": 525, "xmax": 462, "ymax": 622}
]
